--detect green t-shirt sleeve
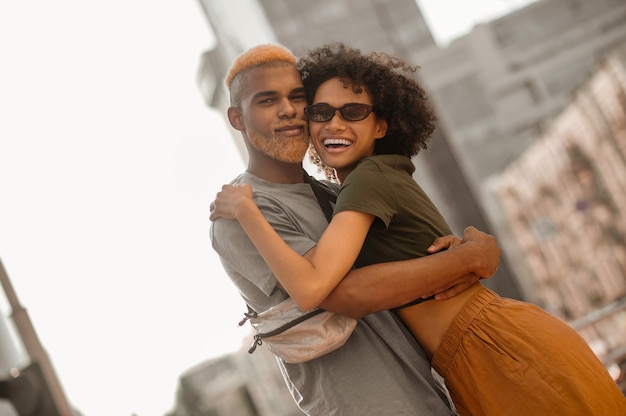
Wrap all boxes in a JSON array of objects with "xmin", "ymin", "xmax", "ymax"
[{"xmin": 333, "ymin": 159, "xmax": 396, "ymax": 229}]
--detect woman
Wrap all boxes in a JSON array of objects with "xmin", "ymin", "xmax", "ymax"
[{"xmin": 210, "ymin": 43, "xmax": 626, "ymax": 415}]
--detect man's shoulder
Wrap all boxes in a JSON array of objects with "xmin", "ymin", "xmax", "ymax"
[
  {"xmin": 222, "ymin": 173, "xmax": 282, "ymax": 209},
  {"xmin": 233, "ymin": 171, "xmax": 283, "ymax": 195}
]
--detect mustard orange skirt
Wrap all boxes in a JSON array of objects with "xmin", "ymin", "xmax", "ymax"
[{"xmin": 431, "ymin": 287, "xmax": 626, "ymax": 416}]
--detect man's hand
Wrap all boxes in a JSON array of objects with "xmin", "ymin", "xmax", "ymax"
[
  {"xmin": 427, "ymin": 234, "xmax": 462, "ymax": 253},
  {"xmin": 424, "ymin": 226, "xmax": 500, "ymax": 301},
  {"xmin": 426, "ymin": 273, "xmax": 480, "ymax": 301},
  {"xmin": 460, "ymin": 226, "xmax": 500, "ymax": 278}
]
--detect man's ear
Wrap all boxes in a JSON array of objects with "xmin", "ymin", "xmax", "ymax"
[
  {"xmin": 375, "ymin": 118, "xmax": 388, "ymax": 139},
  {"xmin": 227, "ymin": 106, "xmax": 245, "ymax": 131}
]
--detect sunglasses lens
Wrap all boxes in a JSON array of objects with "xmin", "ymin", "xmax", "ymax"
[
  {"xmin": 342, "ymin": 104, "xmax": 372, "ymax": 121},
  {"xmin": 305, "ymin": 103, "xmax": 374, "ymax": 122},
  {"xmin": 305, "ymin": 104, "xmax": 335, "ymax": 122}
]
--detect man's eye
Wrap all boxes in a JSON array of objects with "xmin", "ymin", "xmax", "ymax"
[{"xmin": 292, "ymin": 95, "xmax": 307, "ymax": 101}]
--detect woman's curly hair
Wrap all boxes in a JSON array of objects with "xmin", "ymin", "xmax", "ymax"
[{"xmin": 298, "ymin": 43, "xmax": 437, "ymax": 160}]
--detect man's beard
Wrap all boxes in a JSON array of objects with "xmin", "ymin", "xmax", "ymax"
[{"xmin": 248, "ymin": 122, "xmax": 310, "ymax": 164}]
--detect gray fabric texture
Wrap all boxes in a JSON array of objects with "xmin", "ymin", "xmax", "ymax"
[{"xmin": 210, "ymin": 171, "xmax": 453, "ymax": 416}]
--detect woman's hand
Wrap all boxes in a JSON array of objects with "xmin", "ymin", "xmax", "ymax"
[{"xmin": 209, "ymin": 183, "xmax": 254, "ymax": 221}]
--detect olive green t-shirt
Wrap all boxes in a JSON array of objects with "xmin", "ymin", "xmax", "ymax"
[{"xmin": 334, "ymin": 154, "xmax": 453, "ymax": 269}]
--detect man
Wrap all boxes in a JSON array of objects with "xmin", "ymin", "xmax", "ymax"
[{"xmin": 210, "ymin": 44, "xmax": 500, "ymax": 415}]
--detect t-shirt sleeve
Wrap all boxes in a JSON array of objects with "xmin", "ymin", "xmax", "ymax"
[
  {"xmin": 211, "ymin": 191, "xmax": 317, "ymax": 298},
  {"xmin": 333, "ymin": 159, "xmax": 397, "ymax": 228}
]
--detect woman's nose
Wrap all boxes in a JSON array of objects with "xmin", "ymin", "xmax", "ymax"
[{"xmin": 325, "ymin": 110, "xmax": 346, "ymax": 129}]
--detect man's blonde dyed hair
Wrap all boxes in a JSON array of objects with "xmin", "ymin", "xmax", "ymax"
[{"xmin": 224, "ymin": 44, "xmax": 297, "ymax": 90}]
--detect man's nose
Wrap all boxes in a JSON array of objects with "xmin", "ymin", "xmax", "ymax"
[{"xmin": 278, "ymin": 99, "xmax": 298, "ymax": 118}]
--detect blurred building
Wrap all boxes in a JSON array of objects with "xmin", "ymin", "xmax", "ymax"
[
  {"xmin": 168, "ymin": 342, "xmax": 301, "ymax": 416},
  {"xmin": 489, "ymin": 44, "xmax": 626, "ymax": 368},
  {"xmin": 412, "ymin": 0, "xmax": 626, "ymax": 296}
]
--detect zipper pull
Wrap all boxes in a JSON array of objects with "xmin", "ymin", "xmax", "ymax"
[
  {"xmin": 248, "ymin": 335, "xmax": 262, "ymax": 354},
  {"xmin": 238, "ymin": 310, "xmax": 258, "ymax": 326}
]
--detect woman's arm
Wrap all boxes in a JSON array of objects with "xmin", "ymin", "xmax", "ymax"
[
  {"xmin": 210, "ymin": 184, "xmax": 501, "ymax": 315},
  {"xmin": 210, "ymin": 183, "xmax": 374, "ymax": 311}
]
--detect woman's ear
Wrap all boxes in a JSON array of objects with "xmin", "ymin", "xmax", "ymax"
[
  {"xmin": 227, "ymin": 106, "xmax": 244, "ymax": 131},
  {"xmin": 375, "ymin": 118, "xmax": 388, "ymax": 139}
]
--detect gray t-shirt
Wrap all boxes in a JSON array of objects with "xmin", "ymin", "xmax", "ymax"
[{"xmin": 210, "ymin": 171, "xmax": 453, "ymax": 416}]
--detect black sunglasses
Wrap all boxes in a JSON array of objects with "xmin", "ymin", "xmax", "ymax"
[{"xmin": 304, "ymin": 103, "xmax": 376, "ymax": 122}]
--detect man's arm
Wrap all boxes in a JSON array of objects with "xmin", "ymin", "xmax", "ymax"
[{"xmin": 319, "ymin": 226, "xmax": 500, "ymax": 318}]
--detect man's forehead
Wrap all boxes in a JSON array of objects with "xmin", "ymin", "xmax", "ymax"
[{"xmin": 242, "ymin": 64, "xmax": 303, "ymax": 96}]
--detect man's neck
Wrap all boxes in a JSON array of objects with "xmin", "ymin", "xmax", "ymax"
[{"xmin": 247, "ymin": 160, "xmax": 304, "ymax": 184}]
